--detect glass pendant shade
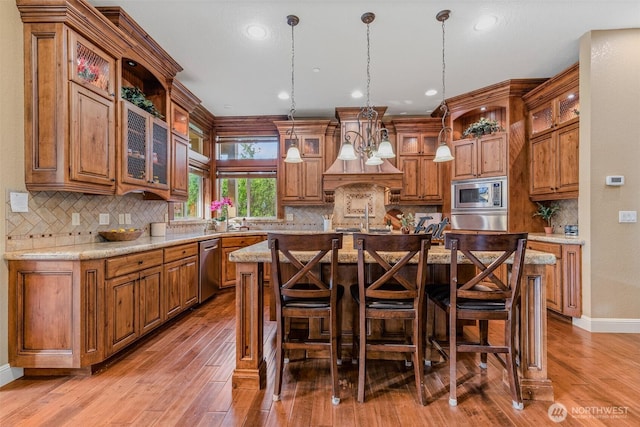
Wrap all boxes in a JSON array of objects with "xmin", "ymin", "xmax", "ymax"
[
  {"xmin": 337, "ymin": 141, "xmax": 358, "ymax": 161},
  {"xmin": 376, "ymin": 139, "xmax": 395, "ymax": 158},
  {"xmin": 284, "ymin": 145, "xmax": 303, "ymax": 163},
  {"xmin": 365, "ymin": 153, "xmax": 383, "ymax": 166},
  {"xmin": 433, "ymin": 142, "xmax": 454, "ymax": 162}
]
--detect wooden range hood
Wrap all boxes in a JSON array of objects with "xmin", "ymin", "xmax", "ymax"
[{"xmin": 322, "ymin": 158, "xmax": 403, "ymax": 204}]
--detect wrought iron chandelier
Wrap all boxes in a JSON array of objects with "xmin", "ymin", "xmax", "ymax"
[
  {"xmin": 433, "ymin": 10, "xmax": 455, "ymax": 163},
  {"xmin": 337, "ymin": 12, "xmax": 395, "ymax": 166},
  {"xmin": 283, "ymin": 15, "xmax": 302, "ymax": 163}
]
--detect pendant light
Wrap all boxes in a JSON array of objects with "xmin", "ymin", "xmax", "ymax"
[
  {"xmin": 337, "ymin": 12, "xmax": 395, "ymax": 166},
  {"xmin": 433, "ymin": 10, "xmax": 454, "ymax": 163},
  {"xmin": 283, "ymin": 15, "xmax": 303, "ymax": 163}
]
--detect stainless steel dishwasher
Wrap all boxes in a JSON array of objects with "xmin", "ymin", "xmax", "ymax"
[{"xmin": 199, "ymin": 238, "xmax": 220, "ymax": 303}]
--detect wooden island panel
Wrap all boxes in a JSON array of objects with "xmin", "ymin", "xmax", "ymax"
[{"xmin": 229, "ymin": 237, "xmax": 555, "ymax": 401}]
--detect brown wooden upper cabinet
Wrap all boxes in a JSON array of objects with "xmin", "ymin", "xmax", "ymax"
[
  {"xmin": 451, "ymin": 132, "xmax": 507, "ymax": 181},
  {"xmin": 119, "ymin": 101, "xmax": 170, "ymax": 199},
  {"xmin": 524, "ymin": 63, "xmax": 579, "ymax": 201},
  {"xmin": 22, "ymin": 24, "xmax": 119, "ymax": 195},
  {"xmin": 393, "ymin": 117, "xmax": 444, "ymax": 204},
  {"xmin": 274, "ymin": 120, "xmax": 330, "ymax": 205}
]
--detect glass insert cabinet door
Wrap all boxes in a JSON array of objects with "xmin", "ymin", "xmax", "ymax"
[
  {"xmin": 69, "ymin": 32, "xmax": 115, "ymax": 98},
  {"xmin": 123, "ymin": 101, "xmax": 169, "ymax": 188},
  {"xmin": 283, "ymin": 137, "xmax": 321, "ymax": 157}
]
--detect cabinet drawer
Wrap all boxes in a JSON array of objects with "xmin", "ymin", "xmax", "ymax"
[
  {"xmin": 105, "ymin": 249, "xmax": 163, "ymax": 279},
  {"xmin": 164, "ymin": 243, "xmax": 198, "ymax": 263},
  {"xmin": 527, "ymin": 241, "xmax": 561, "ymax": 258},
  {"xmin": 221, "ymin": 235, "xmax": 264, "ymax": 248}
]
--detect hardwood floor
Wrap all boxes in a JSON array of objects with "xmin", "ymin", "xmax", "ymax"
[{"xmin": 1, "ymin": 290, "xmax": 639, "ymax": 426}]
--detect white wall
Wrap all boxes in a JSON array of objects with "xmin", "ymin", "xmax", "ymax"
[
  {"xmin": 577, "ymin": 28, "xmax": 640, "ymax": 332},
  {"xmin": 0, "ymin": 1, "xmax": 26, "ymax": 385}
]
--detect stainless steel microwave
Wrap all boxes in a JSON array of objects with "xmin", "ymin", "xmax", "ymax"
[{"xmin": 452, "ymin": 176, "xmax": 507, "ymax": 211}]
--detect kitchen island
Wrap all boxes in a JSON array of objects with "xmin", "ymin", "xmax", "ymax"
[{"xmin": 229, "ymin": 234, "xmax": 557, "ymax": 401}]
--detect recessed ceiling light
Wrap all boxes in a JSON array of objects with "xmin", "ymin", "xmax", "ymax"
[
  {"xmin": 474, "ymin": 14, "xmax": 498, "ymax": 31},
  {"xmin": 351, "ymin": 90, "xmax": 363, "ymax": 99},
  {"xmin": 312, "ymin": 67, "xmax": 321, "ymax": 73},
  {"xmin": 425, "ymin": 89, "xmax": 438, "ymax": 96},
  {"xmin": 223, "ymin": 104, "xmax": 233, "ymax": 109},
  {"xmin": 246, "ymin": 24, "xmax": 268, "ymax": 40},
  {"xmin": 480, "ymin": 106, "xmax": 487, "ymax": 111},
  {"xmin": 399, "ymin": 112, "xmax": 407, "ymax": 115},
  {"xmin": 567, "ymin": 93, "xmax": 575, "ymax": 99},
  {"xmin": 278, "ymin": 92, "xmax": 289, "ymax": 100}
]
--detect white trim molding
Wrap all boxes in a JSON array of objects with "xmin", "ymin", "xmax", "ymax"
[
  {"xmin": 0, "ymin": 364, "xmax": 23, "ymax": 387},
  {"xmin": 573, "ymin": 316, "xmax": 640, "ymax": 333}
]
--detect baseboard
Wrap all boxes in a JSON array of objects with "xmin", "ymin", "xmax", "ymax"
[
  {"xmin": 0, "ymin": 363, "xmax": 23, "ymax": 387},
  {"xmin": 572, "ymin": 315, "xmax": 640, "ymax": 333}
]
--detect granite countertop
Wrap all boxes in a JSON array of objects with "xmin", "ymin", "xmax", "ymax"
[
  {"xmin": 3, "ymin": 230, "xmax": 268, "ymax": 261},
  {"xmin": 229, "ymin": 234, "xmax": 557, "ymax": 265},
  {"xmin": 4, "ymin": 229, "xmax": 580, "ymax": 262},
  {"xmin": 527, "ymin": 233, "xmax": 585, "ymax": 245}
]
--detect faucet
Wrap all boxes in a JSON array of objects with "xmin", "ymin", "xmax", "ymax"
[{"xmin": 363, "ymin": 208, "xmax": 370, "ymax": 232}]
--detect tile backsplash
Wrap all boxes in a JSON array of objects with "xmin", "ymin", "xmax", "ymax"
[
  {"xmin": 5, "ymin": 191, "xmax": 167, "ymax": 251},
  {"xmin": 6, "ymin": 186, "xmax": 575, "ymax": 252}
]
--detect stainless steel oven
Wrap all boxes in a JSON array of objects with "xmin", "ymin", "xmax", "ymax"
[{"xmin": 451, "ymin": 176, "xmax": 507, "ymax": 231}]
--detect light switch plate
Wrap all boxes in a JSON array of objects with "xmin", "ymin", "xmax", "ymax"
[
  {"xmin": 286, "ymin": 213, "xmax": 293, "ymax": 221},
  {"xmin": 99, "ymin": 213, "xmax": 110, "ymax": 225},
  {"xmin": 72, "ymin": 212, "xmax": 80, "ymax": 226},
  {"xmin": 124, "ymin": 213, "xmax": 132, "ymax": 225},
  {"xmin": 619, "ymin": 211, "xmax": 637, "ymax": 223},
  {"xmin": 118, "ymin": 214, "xmax": 125, "ymax": 224}
]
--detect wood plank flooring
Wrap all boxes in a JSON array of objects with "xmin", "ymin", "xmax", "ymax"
[{"xmin": 1, "ymin": 290, "xmax": 639, "ymax": 426}]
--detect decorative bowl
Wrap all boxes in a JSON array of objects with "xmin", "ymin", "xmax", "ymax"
[{"xmin": 99, "ymin": 229, "xmax": 143, "ymax": 242}]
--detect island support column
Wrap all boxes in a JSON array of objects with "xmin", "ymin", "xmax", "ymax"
[
  {"xmin": 519, "ymin": 263, "xmax": 554, "ymax": 401},
  {"xmin": 232, "ymin": 261, "xmax": 267, "ymax": 389}
]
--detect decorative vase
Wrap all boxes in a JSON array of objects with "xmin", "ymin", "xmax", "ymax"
[
  {"xmin": 544, "ymin": 226, "xmax": 553, "ymax": 235},
  {"xmin": 401, "ymin": 226, "xmax": 410, "ymax": 234},
  {"xmin": 216, "ymin": 220, "xmax": 228, "ymax": 232}
]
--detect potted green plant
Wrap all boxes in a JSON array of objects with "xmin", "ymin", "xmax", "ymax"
[
  {"xmin": 397, "ymin": 213, "xmax": 414, "ymax": 234},
  {"xmin": 462, "ymin": 117, "xmax": 502, "ymax": 138},
  {"xmin": 532, "ymin": 202, "xmax": 560, "ymax": 234}
]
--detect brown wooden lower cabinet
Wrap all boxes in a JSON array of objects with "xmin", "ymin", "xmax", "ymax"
[
  {"xmin": 164, "ymin": 243, "xmax": 198, "ymax": 319},
  {"xmin": 104, "ymin": 249, "xmax": 164, "ymax": 357},
  {"xmin": 9, "ymin": 259, "xmax": 105, "ymax": 369},
  {"xmin": 8, "ymin": 241, "xmax": 204, "ymax": 372},
  {"xmin": 220, "ymin": 236, "xmax": 267, "ymax": 289},
  {"xmin": 527, "ymin": 240, "xmax": 582, "ymax": 317}
]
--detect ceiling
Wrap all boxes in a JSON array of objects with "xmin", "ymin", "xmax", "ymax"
[{"xmin": 88, "ymin": 0, "xmax": 640, "ymax": 119}]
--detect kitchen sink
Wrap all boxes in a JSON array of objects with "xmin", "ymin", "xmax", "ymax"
[
  {"xmin": 333, "ymin": 227, "xmax": 391, "ymax": 234},
  {"xmin": 334, "ymin": 227, "xmax": 361, "ymax": 233}
]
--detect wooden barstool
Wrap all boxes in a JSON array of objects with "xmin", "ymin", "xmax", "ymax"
[
  {"xmin": 426, "ymin": 232, "xmax": 528, "ymax": 409},
  {"xmin": 268, "ymin": 232, "xmax": 344, "ymax": 405},
  {"xmin": 351, "ymin": 233, "xmax": 432, "ymax": 405}
]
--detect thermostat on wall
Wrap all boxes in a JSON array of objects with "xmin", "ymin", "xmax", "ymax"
[{"xmin": 605, "ymin": 175, "xmax": 624, "ymax": 186}]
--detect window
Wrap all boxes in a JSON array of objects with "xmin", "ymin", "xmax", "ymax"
[
  {"xmin": 173, "ymin": 167, "xmax": 206, "ymax": 220},
  {"xmin": 215, "ymin": 136, "xmax": 278, "ymax": 219}
]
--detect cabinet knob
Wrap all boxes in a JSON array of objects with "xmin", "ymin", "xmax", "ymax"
[{"xmin": 138, "ymin": 260, "xmax": 144, "ymax": 265}]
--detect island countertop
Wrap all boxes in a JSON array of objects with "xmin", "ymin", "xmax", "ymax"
[{"xmin": 229, "ymin": 234, "xmax": 556, "ymax": 265}]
